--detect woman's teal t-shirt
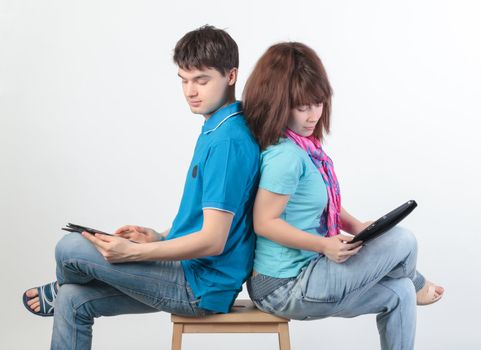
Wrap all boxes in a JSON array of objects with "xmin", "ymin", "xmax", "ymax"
[{"xmin": 253, "ymin": 137, "xmax": 329, "ymax": 278}]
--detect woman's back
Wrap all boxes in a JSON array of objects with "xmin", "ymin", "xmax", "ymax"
[{"xmin": 253, "ymin": 137, "xmax": 328, "ymax": 278}]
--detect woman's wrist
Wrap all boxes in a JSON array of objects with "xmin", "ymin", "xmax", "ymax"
[{"xmin": 316, "ymin": 236, "xmax": 327, "ymax": 254}]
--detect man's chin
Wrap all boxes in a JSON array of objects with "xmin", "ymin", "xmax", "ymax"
[
  {"xmin": 188, "ymin": 107, "xmax": 200, "ymax": 114},
  {"xmin": 189, "ymin": 106, "xmax": 206, "ymax": 115}
]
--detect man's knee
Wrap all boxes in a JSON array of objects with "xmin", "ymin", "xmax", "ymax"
[
  {"xmin": 55, "ymin": 284, "xmax": 96, "ymax": 321},
  {"xmin": 55, "ymin": 284, "xmax": 83, "ymax": 314},
  {"xmin": 55, "ymin": 233, "xmax": 92, "ymax": 264}
]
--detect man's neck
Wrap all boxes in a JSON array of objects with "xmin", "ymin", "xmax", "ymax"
[{"xmin": 203, "ymin": 97, "xmax": 236, "ymax": 120}]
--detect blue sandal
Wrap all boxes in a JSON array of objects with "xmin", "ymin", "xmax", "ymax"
[{"xmin": 22, "ymin": 281, "xmax": 58, "ymax": 317}]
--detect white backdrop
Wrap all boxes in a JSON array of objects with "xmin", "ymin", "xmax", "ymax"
[{"xmin": 1, "ymin": 0, "xmax": 480, "ymax": 349}]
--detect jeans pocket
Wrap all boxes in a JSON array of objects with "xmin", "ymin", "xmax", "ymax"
[{"xmin": 301, "ymin": 257, "xmax": 341, "ymax": 303}]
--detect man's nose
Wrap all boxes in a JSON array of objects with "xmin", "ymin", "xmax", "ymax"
[{"xmin": 186, "ymin": 82, "xmax": 197, "ymax": 97}]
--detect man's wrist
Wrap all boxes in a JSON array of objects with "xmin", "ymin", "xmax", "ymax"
[{"xmin": 130, "ymin": 242, "xmax": 146, "ymax": 262}]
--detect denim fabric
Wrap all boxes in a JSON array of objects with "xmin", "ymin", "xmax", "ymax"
[
  {"xmin": 51, "ymin": 233, "xmax": 215, "ymax": 350},
  {"xmin": 247, "ymin": 226, "xmax": 426, "ymax": 350}
]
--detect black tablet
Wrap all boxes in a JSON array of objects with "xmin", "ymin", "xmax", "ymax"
[
  {"xmin": 350, "ymin": 200, "xmax": 417, "ymax": 244},
  {"xmin": 62, "ymin": 223, "xmax": 113, "ymax": 236}
]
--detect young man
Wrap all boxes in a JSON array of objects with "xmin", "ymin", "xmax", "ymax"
[{"xmin": 23, "ymin": 25, "xmax": 260, "ymax": 349}]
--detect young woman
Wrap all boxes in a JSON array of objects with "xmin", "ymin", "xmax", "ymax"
[{"xmin": 242, "ymin": 42, "xmax": 444, "ymax": 350}]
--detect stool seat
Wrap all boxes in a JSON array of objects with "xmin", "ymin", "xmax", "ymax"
[{"xmin": 170, "ymin": 299, "xmax": 290, "ymax": 350}]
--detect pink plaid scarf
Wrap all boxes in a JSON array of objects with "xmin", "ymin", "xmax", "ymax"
[{"xmin": 284, "ymin": 128, "xmax": 341, "ymax": 237}]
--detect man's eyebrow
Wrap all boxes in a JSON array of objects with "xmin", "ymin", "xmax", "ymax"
[{"xmin": 177, "ymin": 73, "xmax": 211, "ymax": 80}]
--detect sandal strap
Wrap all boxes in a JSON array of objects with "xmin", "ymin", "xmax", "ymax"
[{"xmin": 38, "ymin": 281, "xmax": 58, "ymax": 315}]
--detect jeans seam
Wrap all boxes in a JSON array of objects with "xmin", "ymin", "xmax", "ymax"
[
  {"xmin": 124, "ymin": 288, "xmax": 192, "ymax": 309},
  {"xmin": 63, "ymin": 258, "xmax": 186, "ymax": 287},
  {"xmin": 72, "ymin": 308, "xmax": 78, "ymax": 350},
  {"xmin": 378, "ymin": 280, "xmax": 405, "ymax": 350},
  {"xmin": 63, "ymin": 257, "xmax": 186, "ymax": 290}
]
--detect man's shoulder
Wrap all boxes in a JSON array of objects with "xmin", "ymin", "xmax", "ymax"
[{"xmin": 209, "ymin": 115, "xmax": 259, "ymax": 149}]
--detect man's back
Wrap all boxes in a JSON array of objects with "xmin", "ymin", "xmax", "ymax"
[{"xmin": 168, "ymin": 101, "xmax": 260, "ymax": 313}]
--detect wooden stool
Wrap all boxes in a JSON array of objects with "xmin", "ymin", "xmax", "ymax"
[{"xmin": 171, "ymin": 299, "xmax": 290, "ymax": 350}]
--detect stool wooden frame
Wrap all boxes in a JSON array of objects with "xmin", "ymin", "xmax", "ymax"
[{"xmin": 171, "ymin": 299, "xmax": 290, "ymax": 350}]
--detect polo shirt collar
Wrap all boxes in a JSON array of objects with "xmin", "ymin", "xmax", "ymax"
[{"xmin": 202, "ymin": 101, "xmax": 242, "ymax": 134}]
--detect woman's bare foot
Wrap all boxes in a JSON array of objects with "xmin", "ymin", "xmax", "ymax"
[
  {"xmin": 22, "ymin": 282, "xmax": 59, "ymax": 316},
  {"xmin": 416, "ymin": 280, "xmax": 444, "ymax": 306}
]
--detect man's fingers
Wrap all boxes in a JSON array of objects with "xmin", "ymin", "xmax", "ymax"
[
  {"xmin": 114, "ymin": 225, "xmax": 132, "ymax": 234},
  {"xmin": 81, "ymin": 231, "xmax": 109, "ymax": 249},
  {"xmin": 116, "ymin": 232, "xmax": 132, "ymax": 239}
]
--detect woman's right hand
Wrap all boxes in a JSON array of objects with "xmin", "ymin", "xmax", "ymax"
[
  {"xmin": 114, "ymin": 225, "xmax": 163, "ymax": 243},
  {"xmin": 319, "ymin": 234, "xmax": 363, "ymax": 263}
]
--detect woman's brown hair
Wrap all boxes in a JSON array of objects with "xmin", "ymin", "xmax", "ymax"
[{"xmin": 243, "ymin": 42, "xmax": 333, "ymax": 150}]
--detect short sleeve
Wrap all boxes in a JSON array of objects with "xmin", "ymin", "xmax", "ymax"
[
  {"xmin": 202, "ymin": 140, "xmax": 253, "ymax": 215},
  {"xmin": 259, "ymin": 147, "xmax": 303, "ymax": 195}
]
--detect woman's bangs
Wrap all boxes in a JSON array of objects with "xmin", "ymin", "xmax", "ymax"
[{"xmin": 290, "ymin": 77, "xmax": 325, "ymax": 108}]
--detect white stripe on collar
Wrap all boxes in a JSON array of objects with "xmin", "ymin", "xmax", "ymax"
[{"xmin": 203, "ymin": 111, "xmax": 242, "ymax": 135}]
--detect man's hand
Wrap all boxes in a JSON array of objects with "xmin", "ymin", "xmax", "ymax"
[
  {"xmin": 114, "ymin": 225, "xmax": 163, "ymax": 243},
  {"xmin": 81, "ymin": 232, "xmax": 141, "ymax": 263},
  {"xmin": 319, "ymin": 234, "xmax": 363, "ymax": 263}
]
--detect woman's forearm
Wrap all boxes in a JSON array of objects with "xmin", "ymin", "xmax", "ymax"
[{"xmin": 340, "ymin": 206, "xmax": 363, "ymax": 235}]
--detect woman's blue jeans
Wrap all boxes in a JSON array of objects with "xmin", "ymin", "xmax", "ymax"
[
  {"xmin": 248, "ymin": 226, "xmax": 425, "ymax": 350},
  {"xmin": 51, "ymin": 233, "xmax": 213, "ymax": 350}
]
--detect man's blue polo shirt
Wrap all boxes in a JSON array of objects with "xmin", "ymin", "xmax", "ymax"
[{"xmin": 167, "ymin": 101, "xmax": 260, "ymax": 313}]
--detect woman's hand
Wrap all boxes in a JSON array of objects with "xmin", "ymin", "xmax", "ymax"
[
  {"xmin": 319, "ymin": 234, "xmax": 363, "ymax": 263},
  {"xmin": 114, "ymin": 225, "xmax": 163, "ymax": 243},
  {"xmin": 81, "ymin": 232, "xmax": 142, "ymax": 263}
]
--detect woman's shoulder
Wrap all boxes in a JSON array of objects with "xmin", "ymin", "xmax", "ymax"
[
  {"xmin": 262, "ymin": 137, "xmax": 304, "ymax": 154},
  {"xmin": 261, "ymin": 138, "xmax": 307, "ymax": 162}
]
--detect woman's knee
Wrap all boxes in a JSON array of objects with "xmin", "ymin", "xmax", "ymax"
[
  {"xmin": 381, "ymin": 277, "xmax": 416, "ymax": 309},
  {"xmin": 391, "ymin": 226, "xmax": 418, "ymax": 255}
]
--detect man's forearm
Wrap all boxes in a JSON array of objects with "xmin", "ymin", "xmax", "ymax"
[
  {"xmin": 156, "ymin": 227, "xmax": 171, "ymax": 241},
  {"xmin": 134, "ymin": 230, "xmax": 222, "ymax": 261}
]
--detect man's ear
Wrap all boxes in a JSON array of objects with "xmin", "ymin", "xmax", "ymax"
[{"xmin": 227, "ymin": 67, "xmax": 238, "ymax": 86}]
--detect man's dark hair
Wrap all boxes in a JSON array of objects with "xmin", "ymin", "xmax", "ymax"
[{"xmin": 173, "ymin": 25, "xmax": 239, "ymax": 76}]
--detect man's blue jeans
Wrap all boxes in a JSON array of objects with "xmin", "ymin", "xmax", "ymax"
[
  {"xmin": 51, "ymin": 233, "xmax": 213, "ymax": 350},
  {"xmin": 248, "ymin": 226, "xmax": 425, "ymax": 350}
]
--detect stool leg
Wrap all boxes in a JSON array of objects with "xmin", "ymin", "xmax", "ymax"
[
  {"xmin": 172, "ymin": 323, "xmax": 183, "ymax": 350},
  {"xmin": 278, "ymin": 323, "xmax": 291, "ymax": 350}
]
